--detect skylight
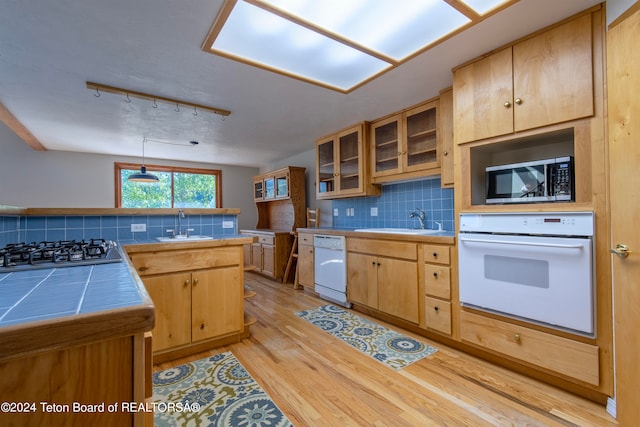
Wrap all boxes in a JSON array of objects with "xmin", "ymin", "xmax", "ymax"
[{"xmin": 202, "ymin": 0, "xmax": 516, "ymax": 93}]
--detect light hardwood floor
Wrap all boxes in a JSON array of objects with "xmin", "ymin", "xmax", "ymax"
[{"xmin": 154, "ymin": 273, "xmax": 617, "ymax": 426}]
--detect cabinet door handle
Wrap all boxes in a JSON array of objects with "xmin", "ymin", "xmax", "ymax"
[
  {"xmin": 200, "ymin": 323, "xmax": 205, "ymax": 330},
  {"xmin": 184, "ymin": 279, "xmax": 191, "ymax": 286},
  {"xmin": 514, "ymin": 97, "xmax": 523, "ymax": 105},
  {"xmin": 193, "ymin": 277, "xmax": 199, "ymax": 285},
  {"xmin": 504, "ymin": 101, "xmax": 512, "ymax": 108},
  {"xmin": 514, "ymin": 333, "xmax": 521, "ymax": 342}
]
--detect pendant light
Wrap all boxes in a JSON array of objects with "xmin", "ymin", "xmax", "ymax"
[{"xmin": 128, "ymin": 138, "xmax": 159, "ymax": 182}]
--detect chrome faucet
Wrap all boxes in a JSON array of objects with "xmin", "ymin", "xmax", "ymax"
[
  {"xmin": 409, "ymin": 208, "xmax": 427, "ymax": 229},
  {"xmin": 177, "ymin": 209, "xmax": 185, "ymax": 236}
]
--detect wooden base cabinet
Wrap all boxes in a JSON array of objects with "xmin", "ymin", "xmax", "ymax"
[
  {"xmin": 347, "ymin": 238, "xmax": 419, "ymax": 323},
  {"xmin": 460, "ymin": 311, "xmax": 600, "ymax": 386},
  {"xmin": 0, "ymin": 334, "xmax": 148, "ymax": 427},
  {"xmin": 422, "ymin": 243, "xmax": 453, "ymax": 336},
  {"xmin": 297, "ymin": 232, "xmax": 315, "ymax": 290},
  {"xmin": 129, "ymin": 244, "xmax": 246, "ymax": 361},
  {"xmin": 241, "ymin": 230, "xmax": 292, "ymax": 281}
]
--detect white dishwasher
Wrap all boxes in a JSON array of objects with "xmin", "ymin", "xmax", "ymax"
[{"xmin": 314, "ymin": 234, "xmax": 350, "ymax": 308}]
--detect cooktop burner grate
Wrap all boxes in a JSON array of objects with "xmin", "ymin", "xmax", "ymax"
[{"xmin": 0, "ymin": 239, "xmax": 122, "ymax": 271}]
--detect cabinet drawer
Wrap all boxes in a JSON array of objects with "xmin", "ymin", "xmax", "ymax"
[
  {"xmin": 298, "ymin": 233, "xmax": 314, "ymax": 246},
  {"xmin": 425, "ymin": 297, "xmax": 451, "ymax": 335},
  {"xmin": 460, "ymin": 311, "xmax": 599, "ymax": 385},
  {"xmin": 347, "ymin": 238, "xmax": 417, "ymax": 260},
  {"xmin": 423, "ymin": 244, "xmax": 450, "ymax": 265},
  {"xmin": 424, "ymin": 265, "xmax": 451, "ymax": 299},
  {"xmin": 257, "ymin": 235, "xmax": 275, "ymax": 245},
  {"xmin": 130, "ymin": 247, "xmax": 242, "ymax": 276}
]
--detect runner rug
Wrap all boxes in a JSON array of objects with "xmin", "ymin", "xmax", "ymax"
[
  {"xmin": 296, "ymin": 304, "xmax": 438, "ymax": 370},
  {"xmin": 152, "ymin": 351, "xmax": 294, "ymax": 427}
]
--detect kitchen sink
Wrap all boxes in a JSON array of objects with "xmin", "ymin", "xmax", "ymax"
[
  {"xmin": 353, "ymin": 228, "xmax": 444, "ymax": 235},
  {"xmin": 156, "ymin": 235, "xmax": 214, "ymax": 242}
]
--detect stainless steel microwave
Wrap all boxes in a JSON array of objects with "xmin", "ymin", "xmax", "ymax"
[{"xmin": 485, "ymin": 156, "xmax": 574, "ymax": 204}]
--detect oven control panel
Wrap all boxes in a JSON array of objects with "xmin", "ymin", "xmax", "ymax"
[{"xmin": 459, "ymin": 212, "xmax": 594, "ymax": 237}]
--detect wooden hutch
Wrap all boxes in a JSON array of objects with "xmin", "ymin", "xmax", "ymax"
[{"xmin": 241, "ymin": 166, "xmax": 306, "ymax": 281}]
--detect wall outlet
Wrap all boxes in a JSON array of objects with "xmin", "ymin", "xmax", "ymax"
[
  {"xmin": 131, "ymin": 223, "xmax": 146, "ymax": 232},
  {"xmin": 333, "ymin": 208, "xmax": 339, "ymax": 216},
  {"xmin": 222, "ymin": 221, "xmax": 234, "ymax": 229},
  {"xmin": 370, "ymin": 207, "xmax": 378, "ymax": 216}
]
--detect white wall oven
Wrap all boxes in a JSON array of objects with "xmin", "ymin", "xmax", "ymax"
[{"xmin": 458, "ymin": 212, "xmax": 595, "ymax": 336}]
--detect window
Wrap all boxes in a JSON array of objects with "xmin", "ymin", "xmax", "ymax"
[{"xmin": 115, "ymin": 163, "xmax": 222, "ymax": 208}]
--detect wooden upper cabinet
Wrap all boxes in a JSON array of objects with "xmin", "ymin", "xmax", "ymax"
[
  {"xmin": 316, "ymin": 122, "xmax": 380, "ymax": 200},
  {"xmin": 439, "ymin": 88, "xmax": 454, "ymax": 188},
  {"xmin": 453, "ymin": 13, "xmax": 594, "ymax": 144},
  {"xmin": 453, "ymin": 48, "xmax": 513, "ymax": 144},
  {"xmin": 513, "ymin": 13, "xmax": 593, "ymax": 131},
  {"xmin": 371, "ymin": 100, "xmax": 440, "ymax": 182}
]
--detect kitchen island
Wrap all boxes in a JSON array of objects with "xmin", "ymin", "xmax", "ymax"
[
  {"xmin": 0, "ymin": 231, "xmax": 254, "ymax": 426},
  {"xmin": 0, "ymin": 248, "xmax": 154, "ymax": 427},
  {"xmin": 124, "ymin": 235, "xmax": 256, "ymax": 363}
]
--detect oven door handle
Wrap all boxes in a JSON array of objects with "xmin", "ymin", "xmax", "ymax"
[{"xmin": 459, "ymin": 236, "xmax": 585, "ymax": 250}]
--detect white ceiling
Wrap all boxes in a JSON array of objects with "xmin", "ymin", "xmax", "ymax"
[{"xmin": 0, "ymin": 0, "xmax": 601, "ymax": 168}]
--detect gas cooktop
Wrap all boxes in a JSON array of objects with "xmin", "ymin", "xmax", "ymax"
[{"xmin": 0, "ymin": 239, "xmax": 122, "ymax": 272}]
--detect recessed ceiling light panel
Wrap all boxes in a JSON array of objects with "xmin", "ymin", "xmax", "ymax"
[
  {"xmin": 202, "ymin": 0, "xmax": 518, "ymax": 92},
  {"xmin": 260, "ymin": 0, "xmax": 470, "ymax": 61},
  {"xmin": 211, "ymin": 1, "xmax": 391, "ymax": 91}
]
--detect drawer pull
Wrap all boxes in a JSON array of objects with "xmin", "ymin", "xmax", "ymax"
[
  {"xmin": 433, "ymin": 272, "xmax": 438, "ymax": 278},
  {"xmin": 434, "ymin": 306, "xmax": 439, "ymax": 312},
  {"xmin": 200, "ymin": 323, "xmax": 205, "ymax": 330},
  {"xmin": 433, "ymin": 252, "xmax": 438, "ymax": 258},
  {"xmin": 514, "ymin": 333, "xmax": 521, "ymax": 342},
  {"xmin": 138, "ymin": 266, "xmax": 148, "ymax": 272}
]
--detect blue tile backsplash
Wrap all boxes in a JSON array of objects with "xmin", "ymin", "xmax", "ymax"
[
  {"xmin": 332, "ymin": 177, "xmax": 455, "ymax": 231},
  {"xmin": 0, "ymin": 213, "xmax": 238, "ymax": 246}
]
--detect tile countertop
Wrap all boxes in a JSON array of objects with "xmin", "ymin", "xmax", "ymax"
[
  {"xmin": 0, "ymin": 235, "xmax": 253, "ymax": 361},
  {"xmin": 0, "ymin": 261, "xmax": 143, "ymax": 327}
]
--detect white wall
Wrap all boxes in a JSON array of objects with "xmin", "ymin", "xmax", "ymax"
[
  {"xmin": 0, "ymin": 122, "xmax": 259, "ymax": 230},
  {"xmin": 607, "ymin": 0, "xmax": 637, "ymax": 25}
]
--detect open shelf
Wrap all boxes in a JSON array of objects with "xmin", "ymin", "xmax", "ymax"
[{"xmin": 468, "ymin": 128, "xmax": 575, "ymax": 206}]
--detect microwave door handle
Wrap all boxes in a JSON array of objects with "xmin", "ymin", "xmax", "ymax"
[{"xmin": 460, "ymin": 236, "xmax": 585, "ymax": 250}]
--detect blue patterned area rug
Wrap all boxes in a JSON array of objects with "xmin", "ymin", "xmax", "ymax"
[
  {"xmin": 296, "ymin": 304, "xmax": 438, "ymax": 370},
  {"xmin": 152, "ymin": 352, "xmax": 293, "ymax": 427}
]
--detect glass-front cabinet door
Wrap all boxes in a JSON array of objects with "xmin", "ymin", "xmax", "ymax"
[
  {"xmin": 275, "ymin": 172, "xmax": 289, "ymax": 198},
  {"xmin": 337, "ymin": 127, "xmax": 363, "ymax": 195},
  {"xmin": 403, "ymin": 102, "xmax": 438, "ymax": 172},
  {"xmin": 317, "ymin": 122, "xmax": 378, "ymax": 200},
  {"xmin": 316, "ymin": 136, "xmax": 336, "ymax": 198},
  {"xmin": 371, "ymin": 114, "xmax": 402, "ymax": 177},
  {"xmin": 371, "ymin": 100, "xmax": 439, "ymax": 179},
  {"xmin": 263, "ymin": 176, "xmax": 275, "ymax": 199},
  {"xmin": 253, "ymin": 178, "xmax": 264, "ymax": 201}
]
